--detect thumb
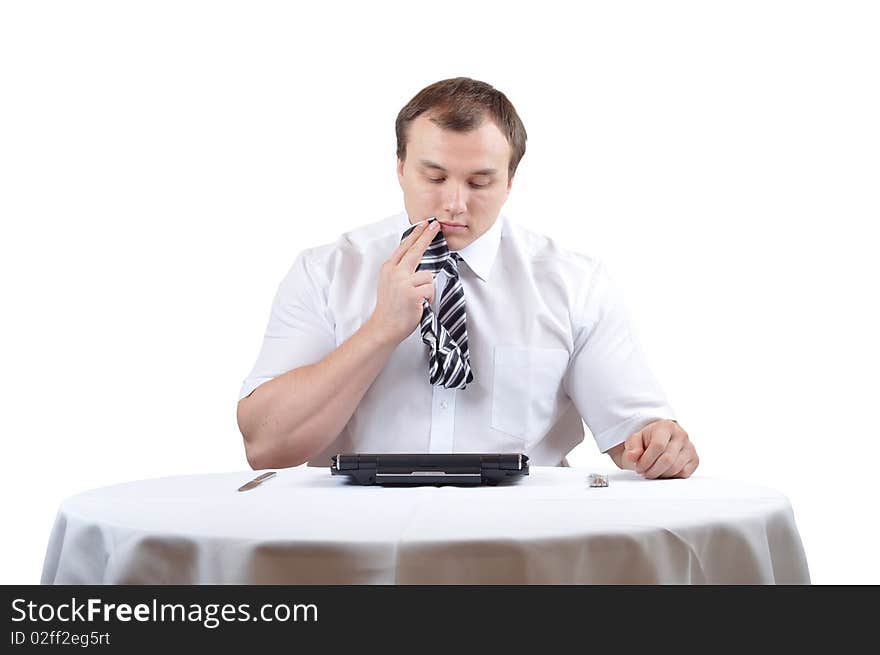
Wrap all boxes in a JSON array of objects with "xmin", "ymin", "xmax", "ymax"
[
  {"xmin": 623, "ymin": 432, "xmax": 644, "ymax": 464},
  {"xmin": 624, "ymin": 448, "xmax": 642, "ymax": 467}
]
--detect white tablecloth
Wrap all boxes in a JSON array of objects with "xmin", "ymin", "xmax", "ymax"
[{"xmin": 41, "ymin": 466, "xmax": 810, "ymax": 584}]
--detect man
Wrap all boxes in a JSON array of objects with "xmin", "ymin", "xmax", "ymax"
[{"xmin": 237, "ymin": 77, "xmax": 699, "ymax": 480}]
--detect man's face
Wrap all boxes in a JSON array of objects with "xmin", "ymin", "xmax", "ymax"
[{"xmin": 397, "ymin": 112, "xmax": 514, "ymax": 250}]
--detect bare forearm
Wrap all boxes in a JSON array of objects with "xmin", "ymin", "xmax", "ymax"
[
  {"xmin": 239, "ymin": 220, "xmax": 441, "ymax": 469},
  {"xmin": 238, "ymin": 319, "xmax": 398, "ymax": 469}
]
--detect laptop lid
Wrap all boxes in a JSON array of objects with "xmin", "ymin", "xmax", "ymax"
[{"xmin": 330, "ymin": 453, "xmax": 529, "ymax": 486}]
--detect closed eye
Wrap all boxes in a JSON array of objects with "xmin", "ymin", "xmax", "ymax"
[{"xmin": 428, "ymin": 178, "xmax": 488, "ymax": 188}]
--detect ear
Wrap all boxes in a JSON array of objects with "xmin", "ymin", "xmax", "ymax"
[{"xmin": 396, "ymin": 157, "xmax": 406, "ymax": 187}]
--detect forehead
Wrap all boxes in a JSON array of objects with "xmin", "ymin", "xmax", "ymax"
[{"xmin": 406, "ymin": 112, "xmax": 510, "ymax": 170}]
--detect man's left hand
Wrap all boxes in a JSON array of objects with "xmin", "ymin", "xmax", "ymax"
[{"xmin": 622, "ymin": 419, "xmax": 699, "ymax": 479}]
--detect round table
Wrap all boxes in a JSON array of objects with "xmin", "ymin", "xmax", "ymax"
[{"xmin": 40, "ymin": 466, "xmax": 811, "ymax": 584}]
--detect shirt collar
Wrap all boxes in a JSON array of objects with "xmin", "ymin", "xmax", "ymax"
[{"xmin": 397, "ymin": 211, "xmax": 503, "ymax": 283}]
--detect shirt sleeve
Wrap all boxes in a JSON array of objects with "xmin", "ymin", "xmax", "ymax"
[
  {"xmin": 238, "ymin": 249, "xmax": 336, "ymax": 401},
  {"xmin": 562, "ymin": 260, "xmax": 677, "ymax": 453}
]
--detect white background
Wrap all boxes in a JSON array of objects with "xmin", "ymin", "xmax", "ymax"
[{"xmin": 1, "ymin": 1, "xmax": 877, "ymax": 584}]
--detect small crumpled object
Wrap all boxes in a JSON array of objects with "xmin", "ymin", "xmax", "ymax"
[{"xmin": 588, "ymin": 473, "xmax": 609, "ymax": 487}]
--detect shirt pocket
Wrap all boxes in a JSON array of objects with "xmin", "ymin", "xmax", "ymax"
[{"xmin": 491, "ymin": 345, "xmax": 570, "ymax": 446}]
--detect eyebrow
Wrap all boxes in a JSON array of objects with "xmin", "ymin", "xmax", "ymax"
[{"xmin": 418, "ymin": 159, "xmax": 498, "ymax": 176}]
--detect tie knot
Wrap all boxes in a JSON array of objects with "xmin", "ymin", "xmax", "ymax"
[{"xmin": 445, "ymin": 252, "xmax": 462, "ymax": 277}]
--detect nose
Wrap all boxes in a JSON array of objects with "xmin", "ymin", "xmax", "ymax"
[{"xmin": 441, "ymin": 183, "xmax": 468, "ymax": 218}]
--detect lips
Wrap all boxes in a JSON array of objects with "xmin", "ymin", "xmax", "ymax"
[{"xmin": 439, "ymin": 222, "xmax": 467, "ymax": 229}]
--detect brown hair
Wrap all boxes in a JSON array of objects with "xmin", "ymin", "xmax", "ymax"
[{"xmin": 395, "ymin": 77, "xmax": 527, "ymax": 181}]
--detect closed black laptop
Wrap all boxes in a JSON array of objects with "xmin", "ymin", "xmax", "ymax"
[{"xmin": 330, "ymin": 453, "xmax": 529, "ymax": 486}]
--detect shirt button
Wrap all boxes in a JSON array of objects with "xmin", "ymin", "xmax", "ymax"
[{"xmin": 440, "ymin": 400, "xmax": 449, "ymax": 409}]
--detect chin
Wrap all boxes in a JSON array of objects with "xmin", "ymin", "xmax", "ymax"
[{"xmin": 444, "ymin": 235, "xmax": 470, "ymax": 250}]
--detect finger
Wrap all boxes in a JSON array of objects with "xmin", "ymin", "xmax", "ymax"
[
  {"xmin": 643, "ymin": 439, "xmax": 684, "ymax": 479},
  {"xmin": 679, "ymin": 457, "xmax": 699, "ymax": 479},
  {"xmin": 399, "ymin": 219, "xmax": 441, "ymax": 272},
  {"xmin": 389, "ymin": 222, "xmax": 427, "ymax": 267},
  {"xmin": 402, "ymin": 219, "xmax": 441, "ymax": 270},
  {"xmin": 390, "ymin": 221, "xmax": 429, "ymax": 266},
  {"xmin": 673, "ymin": 445, "xmax": 699, "ymax": 479},
  {"xmin": 410, "ymin": 270, "xmax": 435, "ymax": 287},
  {"xmin": 664, "ymin": 448, "xmax": 692, "ymax": 479},
  {"xmin": 635, "ymin": 427, "xmax": 673, "ymax": 474},
  {"xmin": 413, "ymin": 280, "xmax": 434, "ymax": 305}
]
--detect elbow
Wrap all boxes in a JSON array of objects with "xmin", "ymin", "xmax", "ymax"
[
  {"xmin": 237, "ymin": 396, "xmax": 316, "ymax": 470},
  {"xmin": 245, "ymin": 443, "xmax": 270, "ymax": 471},
  {"xmin": 241, "ymin": 424, "xmax": 263, "ymax": 470},
  {"xmin": 242, "ymin": 428, "xmax": 291, "ymax": 471},
  {"xmin": 245, "ymin": 440, "xmax": 310, "ymax": 471},
  {"xmin": 240, "ymin": 419, "xmax": 280, "ymax": 471},
  {"xmin": 238, "ymin": 398, "xmax": 270, "ymax": 470},
  {"xmin": 241, "ymin": 426, "xmax": 267, "ymax": 471}
]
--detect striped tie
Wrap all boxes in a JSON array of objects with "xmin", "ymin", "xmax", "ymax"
[{"xmin": 400, "ymin": 221, "xmax": 474, "ymax": 389}]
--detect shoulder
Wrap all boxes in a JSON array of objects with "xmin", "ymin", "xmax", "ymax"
[
  {"xmin": 292, "ymin": 211, "xmax": 404, "ymax": 276},
  {"xmin": 502, "ymin": 217, "xmax": 624, "ymax": 331},
  {"xmin": 501, "ymin": 214, "xmax": 605, "ymax": 282}
]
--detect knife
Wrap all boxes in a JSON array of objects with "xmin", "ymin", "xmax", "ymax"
[{"xmin": 237, "ymin": 471, "xmax": 277, "ymax": 492}]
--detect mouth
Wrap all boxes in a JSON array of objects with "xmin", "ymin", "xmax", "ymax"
[{"xmin": 439, "ymin": 222, "xmax": 468, "ymax": 232}]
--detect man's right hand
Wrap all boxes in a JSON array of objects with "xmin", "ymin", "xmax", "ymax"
[{"xmin": 368, "ymin": 218, "xmax": 441, "ymax": 345}]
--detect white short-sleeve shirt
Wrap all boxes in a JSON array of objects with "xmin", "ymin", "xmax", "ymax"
[{"xmin": 239, "ymin": 210, "xmax": 676, "ymax": 467}]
